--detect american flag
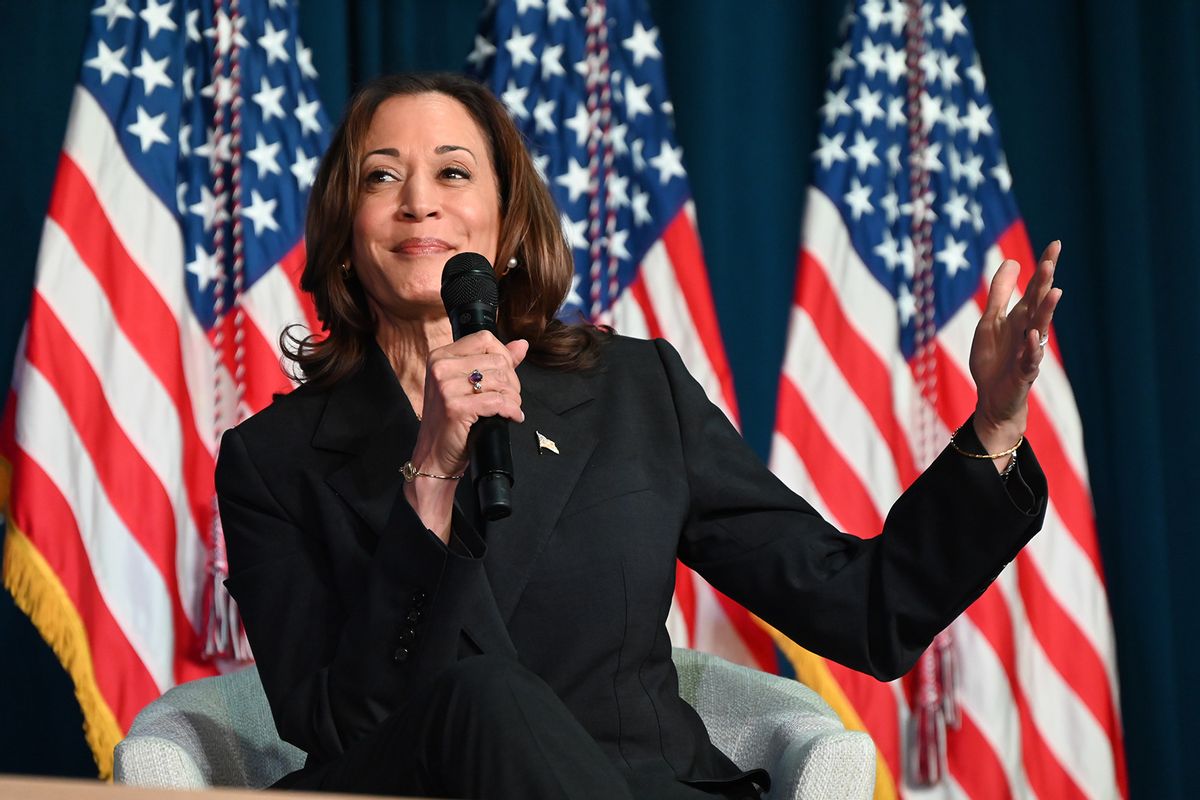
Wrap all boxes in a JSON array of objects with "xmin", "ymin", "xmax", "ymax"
[
  {"xmin": 0, "ymin": 0, "xmax": 328, "ymax": 777},
  {"xmin": 468, "ymin": 0, "xmax": 781, "ymax": 671},
  {"xmin": 768, "ymin": 1, "xmax": 1126, "ymax": 798}
]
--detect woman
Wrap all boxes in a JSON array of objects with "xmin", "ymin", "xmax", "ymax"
[{"xmin": 217, "ymin": 73, "xmax": 1058, "ymax": 800}]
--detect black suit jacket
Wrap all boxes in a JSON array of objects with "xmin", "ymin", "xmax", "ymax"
[{"xmin": 216, "ymin": 335, "xmax": 1047, "ymax": 789}]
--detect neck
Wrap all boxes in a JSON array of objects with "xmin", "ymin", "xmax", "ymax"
[{"xmin": 374, "ymin": 311, "xmax": 453, "ymax": 418}]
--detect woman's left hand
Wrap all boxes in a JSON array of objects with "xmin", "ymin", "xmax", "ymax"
[{"xmin": 968, "ymin": 241, "xmax": 1063, "ymax": 462}]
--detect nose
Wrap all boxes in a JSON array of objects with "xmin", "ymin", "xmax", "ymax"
[{"xmin": 397, "ymin": 174, "xmax": 439, "ymax": 220}]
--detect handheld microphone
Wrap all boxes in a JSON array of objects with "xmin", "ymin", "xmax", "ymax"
[{"xmin": 440, "ymin": 252, "xmax": 513, "ymax": 520}]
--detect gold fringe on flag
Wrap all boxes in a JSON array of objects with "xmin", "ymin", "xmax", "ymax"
[
  {"xmin": 756, "ymin": 619, "xmax": 899, "ymax": 800},
  {"xmin": 1, "ymin": 472, "xmax": 122, "ymax": 779}
]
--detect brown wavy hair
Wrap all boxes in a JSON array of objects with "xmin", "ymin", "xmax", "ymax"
[{"xmin": 283, "ymin": 72, "xmax": 604, "ymax": 387}]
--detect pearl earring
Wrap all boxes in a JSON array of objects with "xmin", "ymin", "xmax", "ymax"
[{"xmin": 506, "ymin": 256, "xmax": 519, "ymax": 270}]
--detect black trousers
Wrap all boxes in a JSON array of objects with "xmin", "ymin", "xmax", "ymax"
[{"xmin": 274, "ymin": 655, "xmax": 763, "ymax": 800}]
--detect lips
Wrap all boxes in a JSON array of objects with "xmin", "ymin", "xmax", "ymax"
[{"xmin": 392, "ymin": 237, "xmax": 452, "ymax": 255}]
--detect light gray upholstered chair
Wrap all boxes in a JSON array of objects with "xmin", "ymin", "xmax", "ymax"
[{"xmin": 114, "ymin": 648, "xmax": 875, "ymax": 799}]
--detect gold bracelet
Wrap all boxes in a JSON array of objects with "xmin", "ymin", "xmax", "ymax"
[
  {"xmin": 949, "ymin": 427, "xmax": 1023, "ymax": 460},
  {"xmin": 401, "ymin": 461, "xmax": 465, "ymax": 482}
]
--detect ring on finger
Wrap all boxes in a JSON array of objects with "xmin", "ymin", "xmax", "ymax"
[
  {"xmin": 469, "ymin": 369, "xmax": 484, "ymax": 393},
  {"xmin": 1037, "ymin": 331, "xmax": 1049, "ymax": 348}
]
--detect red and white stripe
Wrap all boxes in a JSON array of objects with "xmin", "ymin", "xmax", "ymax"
[
  {"xmin": 768, "ymin": 187, "xmax": 1126, "ymax": 798},
  {"xmin": 1, "ymin": 85, "xmax": 314, "ymax": 730}
]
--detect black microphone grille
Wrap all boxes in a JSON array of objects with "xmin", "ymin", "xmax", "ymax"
[{"xmin": 441, "ymin": 252, "xmax": 499, "ymax": 310}]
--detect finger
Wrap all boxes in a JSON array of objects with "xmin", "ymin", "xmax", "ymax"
[
  {"xmin": 984, "ymin": 260, "xmax": 1020, "ymax": 320},
  {"xmin": 1037, "ymin": 239, "xmax": 1061, "ymax": 267},
  {"xmin": 1024, "ymin": 253, "xmax": 1057, "ymax": 311},
  {"xmin": 444, "ymin": 330, "xmax": 516, "ymax": 366},
  {"xmin": 1029, "ymin": 287, "xmax": 1062, "ymax": 341},
  {"xmin": 506, "ymin": 338, "xmax": 530, "ymax": 367}
]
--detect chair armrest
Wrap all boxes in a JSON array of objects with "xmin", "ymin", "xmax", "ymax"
[{"xmin": 672, "ymin": 648, "xmax": 875, "ymax": 800}]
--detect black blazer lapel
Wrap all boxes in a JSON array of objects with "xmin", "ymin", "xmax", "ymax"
[{"xmin": 485, "ymin": 362, "xmax": 599, "ymax": 622}]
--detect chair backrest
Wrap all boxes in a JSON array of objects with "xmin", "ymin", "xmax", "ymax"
[{"xmin": 115, "ymin": 651, "xmax": 875, "ymax": 799}]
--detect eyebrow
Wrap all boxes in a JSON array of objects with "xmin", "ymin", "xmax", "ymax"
[{"xmin": 364, "ymin": 145, "xmax": 477, "ymax": 162}]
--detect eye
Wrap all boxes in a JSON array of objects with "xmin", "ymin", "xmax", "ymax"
[
  {"xmin": 441, "ymin": 165, "xmax": 472, "ymax": 180},
  {"xmin": 364, "ymin": 168, "xmax": 398, "ymax": 185}
]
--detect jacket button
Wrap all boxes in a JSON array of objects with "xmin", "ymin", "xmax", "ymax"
[
  {"xmin": 399, "ymin": 628, "xmax": 416, "ymax": 643},
  {"xmin": 392, "ymin": 646, "xmax": 409, "ymax": 663},
  {"xmin": 412, "ymin": 590, "xmax": 427, "ymax": 606},
  {"xmin": 405, "ymin": 609, "xmax": 422, "ymax": 624}
]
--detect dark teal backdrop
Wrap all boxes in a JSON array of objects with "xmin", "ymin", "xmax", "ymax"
[{"xmin": 0, "ymin": 2, "xmax": 1193, "ymax": 797}]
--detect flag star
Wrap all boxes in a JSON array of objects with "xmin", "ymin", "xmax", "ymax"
[
  {"xmin": 574, "ymin": 55, "xmax": 591, "ymax": 78},
  {"xmin": 195, "ymin": 127, "xmax": 232, "ymax": 170},
  {"xmin": 861, "ymin": 0, "xmax": 887, "ymax": 30},
  {"xmin": 936, "ymin": 235, "xmax": 970, "ymax": 277},
  {"xmin": 556, "ymin": 158, "xmax": 592, "ymax": 202},
  {"xmin": 505, "ymin": 26, "xmax": 538, "ymax": 69},
  {"xmin": 852, "ymin": 84, "xmax": 885, "ymax": 126},
  {"xmin": 561, "ymin": 214, "xmax": 587, "ymax": 250},
  {"xmin": 935, "ymin": 1, "xmax": 968, "ymax": 42},
  {"xmin": 858, "ymin": 38, "xmax": 886, "ymax": 79},
  {"xmin": 252, "ymin": 76, "xmax": 286, "ymax": 121},
  {"xmin": 186, "ymin": 245, "xmax": 220, "ymax": 292},
  {"xmin": 205, "ymin": 10, "xmax": 249, "ymax": 56},
  {"xmin": 886, "ymin": 96, "xmax": 905, "ymax": 129},
  {"xmin": 874, "ymin": 230, "xmax": 902, "ymax": 270},
  {"xmin": 241, "ymin": 190, "xmax": 280, "ymax": 235},
  {"xmin": 182, "ymin": 65, "xmax": 195, "ymax": 100},
  {"xmin": 547, "ymin": 0, "xmax": 573, "ymax": 24},
  {"xmin": 897, "ymin": 282, "xmax": 916, "ymax": 325},
  {"xmin": 887, "ymin": 143, "xmax": 902, "ymax": 174},
  {"xmin": 624, "ymin": 78, "xmax": 652, "ymax": 119},
  {"xmin": 942, "ymin": 101, "xmax": 962, "ymax": 135},
  {"xmin": 813, "ymin": 132, "xmax": 847, "ymax": 170},
  {"xmin": 607, "ymin": 172, "xmax": 630, "ymax": 208},
  {"xmin": 564, "ymin": 273, "xmax": 584, "ymax": 309},
  {"xmin": 189, "ymin": 185, "xmax": 228, "ymax": 231},
  {"xmin": 296, "ymin": 38, "xmax": 318, "ymax": 78},
  {"xmin": 837, "ymin": 5, "xmax": 855, "ymax": 35},
  {"xmin": 843, "ymin": 177, "xmax": 873, "ymax": 220},
  {"xmin": 960, "ymin": 151, "xmax": 985, "ymax": 188},
  {"xmin": 515, "ymin": 0, "xmax": 544, "ymax": 13},
  {"xmin": 899, "ymin": 237, "xmax": 915, "ymax": 278},
  {"xmin": 541, "ymin": 42, "xmax": 565, "ymax": 79},
  {"xmin": 126, "ymin": 106, "xmax": 170, "ymax": 152},
  {"xmin": 921, "ymin": 141, "xmax": 943, "ymax": 172},
  {"xmin": 819, "ymin": 87, "xmax": 852, "ymax": 126},
  {"xmin": 920, "ymin": 92, "xmax": 943, "ymax": 131},
  {"xmin": 525, "ymin": 152, "xmax": 547, "ymax": 182},
  {"xmin": 269, "ymin": 0, "xmax": 288, "ymax": 7},
  {"xmin": 258, "ymin": 19, "xmax": 290, "ymax": 64},
  {"xmin": 93, "ymin": 0, "xmax": 135, "ymax": 30},
  {"xmin": 918, "ymin": 49, "xmax": 941, "ymax": 86},
  {"xmin": 610, "ymin": 122, "xmax": 629, "ymax": 155},
  {"xmin": 247, "ymin": 133, "xmax": 282, "ymax": 177},
  {"xmin": 179, "ymin": 122, "xmax": 191, "ymax": 157},
  {"xmin": 961, "ymin": 100, "xmax": 993, "ymax": 142},
  {"xmin": 970, "ymin": 200, "xmax": 986, "ymax": 232},
  {"xmin": 830, "ymin": 42, "xmax": 855, "ymax": 82},
  {"xmin": 291, "ymin": 148, "xmax": 319, "ymax": 188},
  {"xmin": 940, "ymin": 52, "xmax": 962, "ymax": 89},
  {"xmin": 84, "ymin": 41, "xmax": 129, "ymax": 85},
  {"xmin": 847, "ymin": 131, "xmax": 880, "ymax": 172},
  {"xmin": 131, "ymin": 49, "xmax": 173, "ymax": 96},
  {"xmin": 901, "ymin": 188, "xmax": 937, "ymax": 224},
  {"xmin": 607, "ymin": 229, "xmax": 631, "ymax": 261},
  {"xmin": 533, "ymin": 98, "xmax": 557, "ymax": 134},
  {"xmin": 176, "ymin": 181, "xmax": 188, "ymax": 214},
  {"xmin": 649, "ymin": 140, "xmax": 686, "ymax": 185},
  {"xmin": 943, "ymin": 189, "xmax": 972, "ymax": 229},
  {"xmin": 992, "ymin": 154, "xmax": 1013, "ymax": 192},
  {"xmin": 466, "ymin": 34, "xmax": 497, "ymax": 69},
  {"xmin": 884, "ymin": 44, "xmax": 907, "ymax": 84},
  {"xmin": 202, "ymin": 74, "xmax": 235, "ymax": 107},
  {"xmin": 622, "ymin": 21, "xmax": 661, "ymax": 67},
  {"xmin": 886, "ymin": 0, "xmax": 908, "ymax": 36},
  {"xmin": 186, "ymin": 8, "xmax": 200, "ymax": 42},
  {"xmin": 501, "ymin": 79, "xmax": 530, "ymax": 119},
  {"xmin": 966, "ymin": 52, "xmax": 986, "ymax": 94},
  {"xmin": 631, "ymin": 186, "xmax": 652, "ymax": 225},
  {"xmin": 881, "ymin": 188, "xmax": 900, "ymax": 222},
  {"xmin": 631, "ymin": 138, "xmax": 646, "ymax": 172},
  {"xmin": 139, "ymin": 0, "xmax": 177, "ymax": 38},
  {"xmin": 295, "ymin": 92, "xmax": 323, "ymax": 134}
]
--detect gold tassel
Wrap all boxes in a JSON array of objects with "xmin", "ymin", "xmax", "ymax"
[{"xmin": 2, "ymin": 516, "xmax": 122, "ymax": 779}]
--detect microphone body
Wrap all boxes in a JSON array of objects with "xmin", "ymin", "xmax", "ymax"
[{"xmin": 441, "ymin": 253, "xmax": 513, "ymax": 520}]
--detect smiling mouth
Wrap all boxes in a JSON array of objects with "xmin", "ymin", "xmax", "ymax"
[{"xmin": 393, "ymin": 238, "xmax": 452, "ymax": 255}]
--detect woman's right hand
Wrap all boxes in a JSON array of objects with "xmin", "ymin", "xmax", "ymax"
[{"xmin": 404, "ymin": 332, "xmax": 528, "ymax": 542}]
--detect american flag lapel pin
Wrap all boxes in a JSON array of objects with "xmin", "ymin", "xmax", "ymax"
[{"xmin": 536, "ymin": 431, "xmax": 559, "ymax": 455}]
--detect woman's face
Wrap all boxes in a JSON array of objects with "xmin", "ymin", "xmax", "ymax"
[{"xmin": 351, "ymin": 92, "xmax": 502, "ymax": 320}]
